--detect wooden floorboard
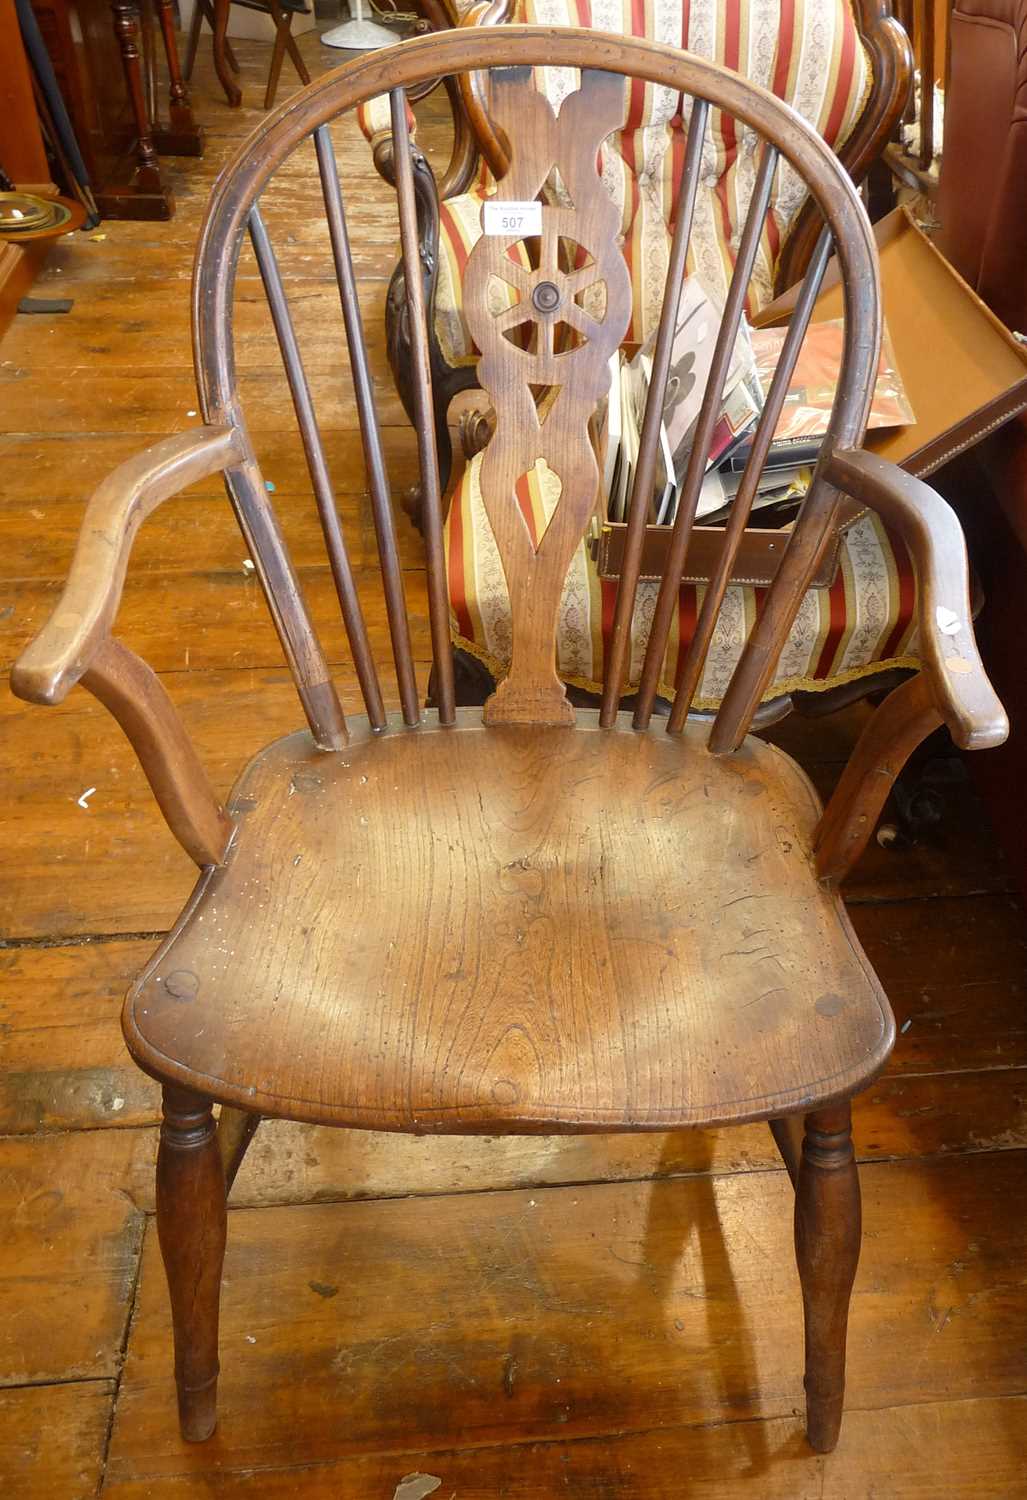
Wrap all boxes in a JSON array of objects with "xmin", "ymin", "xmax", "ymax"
[
  {"xmin": 1, "ymin": 22, "xmax": 1025, "ymax": 1499},
  {"xmin": 104, "ymin": 1156, "xmax": 1027, "ymax": 1484}
]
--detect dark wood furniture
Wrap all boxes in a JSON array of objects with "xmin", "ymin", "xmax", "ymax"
[
  {"xmin": 11, "ymin": 27, "xmax": 1005, "ymax": 1453},
  {"xmin": 184, "ymin": 0, "xmax": 311, "ymax": 111},
  {"xmin": 28, "ymin": 0, "xmax": 202, "ymax": 220},
  {"xmin": 0, "ymin": 0, "xmax": 58, "ymax": 333},
  {"xmin": 365, "ymin": 0, "xmax": 912, "ymax": 517}
]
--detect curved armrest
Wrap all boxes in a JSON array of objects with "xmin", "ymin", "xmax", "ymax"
[
  {"xmin": 824, "ymin": 447, "xmax": 1008, "ymax": 751},
  {"xmin": 11, "ymin": 426, "xmax": 244, "ymax": 868},
  {"xmin": 12, "ymin": 426, "xmax": 245, "ymax": 708}
]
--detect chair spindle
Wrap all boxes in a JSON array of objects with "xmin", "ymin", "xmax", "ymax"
[
  {"xmin": 249, "ymin": 205, "xmax": 386, "ymax": 728},
  {"xmin": 390, "ymin": 87, "xmax": 456, "ymax": 725},
  {"xmin": 669, "ymin": 226, "xmax": 833, "ymax": 731},
  {"xmin": 599, "ymin": 99, "xmax": 710, "ymax": 727},
  {"xmin": 632, "ymin": 141, "xmax": 780, "ymax": 730},
  {"xmin": 314, "ymin": 125, "xmax": 420, "ymax": 728}
]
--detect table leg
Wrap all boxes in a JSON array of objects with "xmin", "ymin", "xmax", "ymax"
[
  {"xmin": 153, "ymin": 0, "xmax": 205, "ymax": 155},
  {"xmin": 212, "ymin": 0, "xmax": 242, "ymax": 108},
  {"xmin": 111, "ymin": 0, "xmax": 162, "ymax": 182}
]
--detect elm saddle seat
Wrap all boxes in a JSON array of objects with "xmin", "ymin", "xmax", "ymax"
[{"xmin": 126, "ymin": 712, "xmax": 892, "ymax": 1132}]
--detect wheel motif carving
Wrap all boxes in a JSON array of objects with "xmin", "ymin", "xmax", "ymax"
[{"xmin": 463, "ymin": 67, "xmax": 631, "ymax": 725}]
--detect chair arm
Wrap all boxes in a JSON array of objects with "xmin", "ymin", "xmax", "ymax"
[
  {"xmin": 10, "ymin": 427, "xmax": 245, "ymax": 868},
  {"xmin": 824, "ymin": 446, "xmax": 1008, "ymax": 751},
  {"xmin": 12, "ymin": 426, "xmax": 245, "ymax": 707}
]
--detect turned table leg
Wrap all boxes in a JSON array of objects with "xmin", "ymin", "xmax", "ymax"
[
  {"xmin": 794, "ymin": 1101, "xmax": 861, "ymax": 1453},
  {"xmin": 157, "ymin": 1086, "xmax": 227, "ymax": 1442},
  {"xmin": 153, "ymin": 0, "xmax": 203, "ymax": 151},
  {"xmin": 111, "ymin": 0, "xmax": 163, "ymax": 187}
]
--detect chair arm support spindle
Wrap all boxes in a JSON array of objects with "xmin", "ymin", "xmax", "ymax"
[
  {"xmin": 82, "ymin": 639, "xmax": 234, "ymax": 868},
  {"xmin": 814, "ymin": 448, "xmax": 1008, "ymax": 885}
]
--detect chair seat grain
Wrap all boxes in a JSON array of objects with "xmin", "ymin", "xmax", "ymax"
[{"xmin": 123, "ymin": 711, "xmax": 894, "ymax": 1134}]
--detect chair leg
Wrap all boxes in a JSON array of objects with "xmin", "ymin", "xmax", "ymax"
[
  {"xmin": 156, "ymin": 1085, "xmax": 227, "ymax": 1442},
  {"xmin": 794, "ymin": 1101, "xmax": 860, "ymax": 1453}
]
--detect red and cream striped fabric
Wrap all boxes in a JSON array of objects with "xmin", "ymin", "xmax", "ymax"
[
  {"xmin": 427, "ymin": 0, "xmax": 872, "ymax": 363},
  {"xmin": 446, "ymin": 451, "xmax": 919, "ymax": 707}
]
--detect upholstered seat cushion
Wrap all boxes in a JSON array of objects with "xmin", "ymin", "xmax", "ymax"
[{"xmin": 446, "ymin": 451, "xmax": 920, "ymax": 706}]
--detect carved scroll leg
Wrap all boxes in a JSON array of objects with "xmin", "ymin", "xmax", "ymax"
[
  {"xmin": 157, "ymin": 1086, "xmax": 227, "ymax": 1442},
  {"xmin": 794, "ymin": 1101, "xmax": 861, "ymax": 1453},
  {"xmin": 217, "ymin": 1105, "xmax": 260, "ymax": 1193}
]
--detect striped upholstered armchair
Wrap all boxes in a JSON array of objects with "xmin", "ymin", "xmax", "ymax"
[{"xmin": 360, "ymin": 0, "xmax": 917, "ymax": 714}]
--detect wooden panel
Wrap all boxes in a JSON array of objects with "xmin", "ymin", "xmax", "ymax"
[
  {"xmin": 0, "ymin": 1129, "xmax": 153, "ymax": 1383},
  {"xmin": 105, "ymin": 1155, "xmax": 1027, "ymax": 1483},
  {"xmin": 100, "ymin": 1394, "xmax": 1027, "ymax": 1498},
  {"xmin": 0, "ymin": 1380, "xmax": 114, "ymax": 1500}
]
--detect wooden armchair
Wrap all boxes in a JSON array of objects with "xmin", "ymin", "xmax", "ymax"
[{"xmin": 12, "ymin": 28, "xmax": 1004, "ymax": 1456}]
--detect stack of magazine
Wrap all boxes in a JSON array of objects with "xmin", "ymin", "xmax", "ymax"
[{"xmin": 599, "ymin": 276, "xmax": 914, "ymax": 531}]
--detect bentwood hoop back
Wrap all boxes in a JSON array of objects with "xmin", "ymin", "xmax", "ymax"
[{"xmin": 13, "ymin": 26, "xmax": 1006, "ymax": 1456}]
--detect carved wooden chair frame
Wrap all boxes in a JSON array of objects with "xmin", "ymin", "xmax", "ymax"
[
  {"xmin": 368, "ymin": 0, "xmax": 913, "ymax": 508},
  {"xmin": 12, "ymin": 28, "xmax": 1003, "ymax": 1458}
]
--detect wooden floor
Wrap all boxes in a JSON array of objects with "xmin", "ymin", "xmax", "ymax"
[{"xmin": 2, "ymin": 27, "xmax": 1027, "ymax": 1498}]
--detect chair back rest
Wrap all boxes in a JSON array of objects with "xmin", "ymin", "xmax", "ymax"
[
  {"xmin": 486, "ymin": 0, "xmax": 873, "ymax": 327},
  {"xmin": 192, "ymin": 27, "xmax": 880, "ymax": 751}
]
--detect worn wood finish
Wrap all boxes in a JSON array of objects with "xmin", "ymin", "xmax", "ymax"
[
  {"xmin": 815, "ymin": 673, "xmax": 944, "ymax": 885},
  {"xmin": 0, "ymin": 1128, "xmax": 151, "ymax": 1384},
  {"xmin": 0, "ymin": 1381, "xmax": 116, "ymax": 1500},
  {"xmin": 97, "ymin": 1392, "xmax": 1027, "ymax": 1497},
  {"xmin": 6, "ymin": 30, "xmax": 1008, "ymax": 1458},
  {"xmin": 156, "ymin": 1086, "xmax": 227, "ymax": 1441},
  {"xmin": 10, "ymin": 426, "xmax": 245, "ymax": 704},
  {"xmin": 78, "ymin": 637, "xmax": 234, "ymax": 868},
  {"xmin": 824, "ymin": 447, "xmax": 1007, "ymax": 750},
  {"xmin": 104, "ymin": 1154, "xmax": 1027, "ymax": 1482},
  {"xmin": 463, "ymin": 67, "xmax": 631, "ymax": 724},
  {"xmin": 795, "ymin": 1103, "xmax": 861, "ymax": 1452},
  {"xmin": 124, "ymin": 710, "xmax": 892, "ymax": 1133}
]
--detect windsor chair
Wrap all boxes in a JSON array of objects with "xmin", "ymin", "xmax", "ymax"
[{"xmin": 11, "ymin": 27, "xmax": 1006, "ymax": 1455}]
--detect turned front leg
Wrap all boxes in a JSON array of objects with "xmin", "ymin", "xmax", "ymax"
[
  {"xmin": 794, "ymin": 1101, "xmax": 861, "ymax": 1452},
  {"xmin": 156, "ymin": 1086, "xmax": 227, "ymax": 1441}
]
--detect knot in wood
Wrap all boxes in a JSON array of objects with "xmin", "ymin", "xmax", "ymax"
[{"xmin": 165, "ymin": 969, "xmax": 200, "ymax": 1001}]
